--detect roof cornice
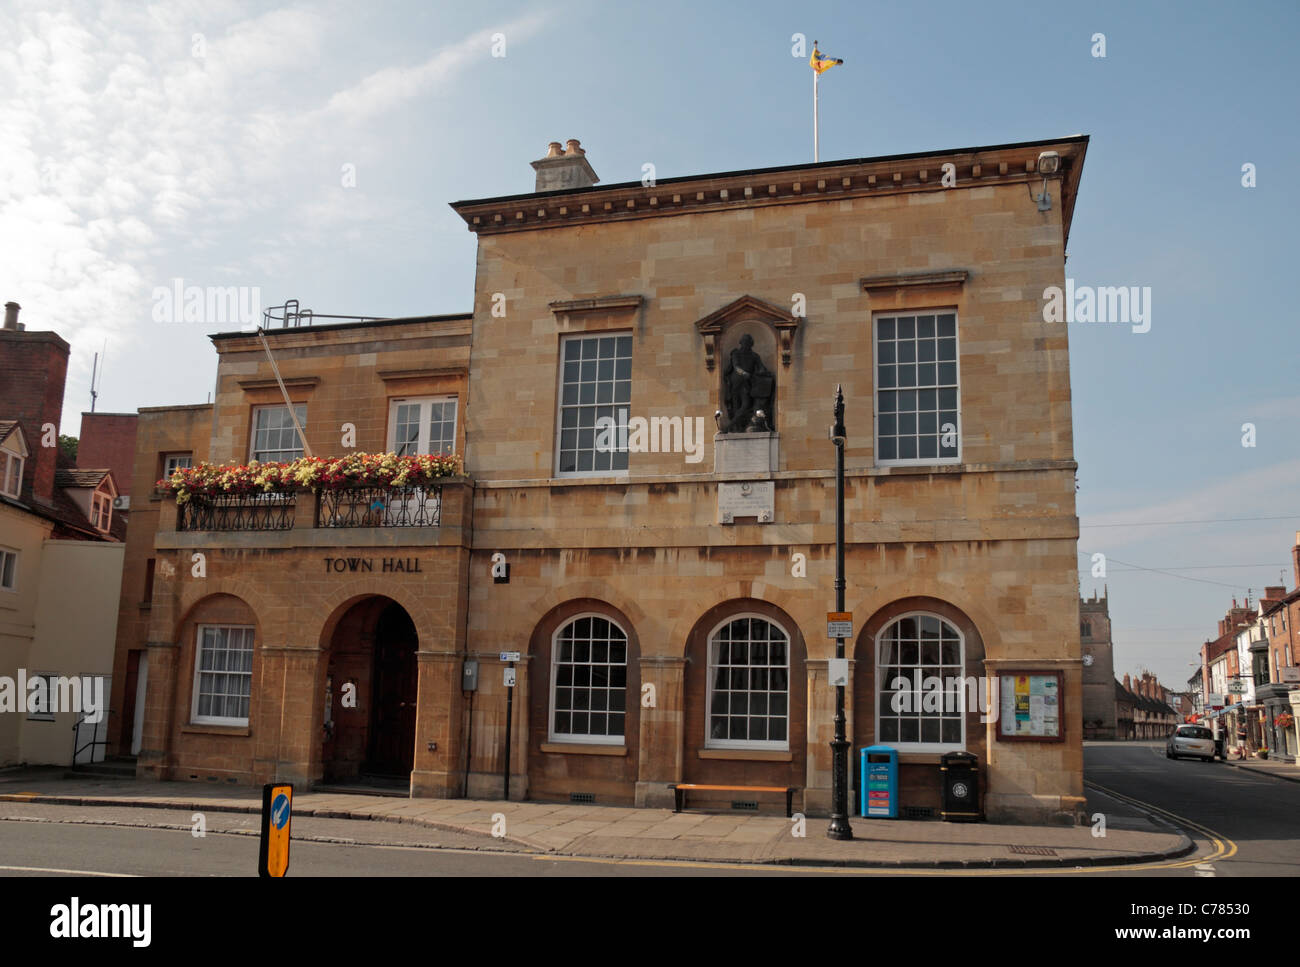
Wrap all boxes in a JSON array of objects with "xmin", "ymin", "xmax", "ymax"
[{"xmin": 450, "ymin": 135, "xmax": 1089, "ymax": 246}]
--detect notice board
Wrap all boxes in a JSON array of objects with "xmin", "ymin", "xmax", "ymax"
[{"xmin": 997, "ymin": 672, "xmax": 1063, "ymax": 741}]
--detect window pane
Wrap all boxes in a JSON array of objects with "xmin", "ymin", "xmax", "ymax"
[
  {"xmin": 877, "ymin": 314, "xmax": 958, "ymax": 463},
  {"xmin": 878, "ymin": 615, "xmax": 963, "ymax": 748},
  {"xmin": 552, "ymin": 616, "xmax": 627, "ymax": 740},
  {"xmin": 558, "ymin": 335, "xmax": 632, "ymax": 475},
  {"xmin": 707, "ymin": 616, "xmax": 789, "ymax": 747},
  {"xmin": 195, "ymin": 625, "xmax": 253, "ymax": 723}
]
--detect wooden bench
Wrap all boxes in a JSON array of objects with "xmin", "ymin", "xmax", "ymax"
[{"xmin": 670, "ymin": 783, "xmax": 797, "ymax": 818}]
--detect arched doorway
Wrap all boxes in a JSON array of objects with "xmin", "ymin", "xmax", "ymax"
[{"xmin": 323, "ymin": 597, "xmax": 418, "ymax": 783}]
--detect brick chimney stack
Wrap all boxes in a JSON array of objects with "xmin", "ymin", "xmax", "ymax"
[
  {"xmin": 0, "ymin": 304, "xmax": 70, "ymax": 507},
  {"xmin": 1123, "ymin": 673, "xmax": 1132, "ymax": 692},
  {"xmin": 531, "ymin": 138, "xmax": 600, "ymax": 192}
]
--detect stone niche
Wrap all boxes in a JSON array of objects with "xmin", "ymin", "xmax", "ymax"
[{"xmin": 695, "ymin": 295, "xmax": 798, "ymax": 478}]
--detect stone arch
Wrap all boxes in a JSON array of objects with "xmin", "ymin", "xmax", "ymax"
[
  {"xmin": 523, "ymin": 579, "xmax": 650, "ymax": 652},
  {"xmin": 524, "ymin": 597, "xmax": 643, "ymax": 804},
  {"xmin": 667, "ymin": 579, "xmax": 809, "ymax": 656},
  {"xmin": 317, "ymin": 592, "xmax": 422, "ymax": 783},
  {"xmin": 170, "ymin": 591, "xmax": 264, "ymax": 739},
  {"xmin": 311, "ymin": 582, "xmax": 435, "ymax": 653},
  {"xmin": 847, "ymin": 578, "xmax": 1002, "ymax": 659},
  {"xmin": 679, "ymin": 595, "xmax": 808, "ymax": 801},
  {"xmin": 173, "ymin": 579, "xmax": 271, "ymax": 644},
  {"xmin": 852, "ymin": 594, "xmax": 990, "ymax": 753}
]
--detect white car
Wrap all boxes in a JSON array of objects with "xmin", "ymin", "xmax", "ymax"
[{"xmin": 1166, "ymin": 725, "xmax": 1216, "ymax": 762}]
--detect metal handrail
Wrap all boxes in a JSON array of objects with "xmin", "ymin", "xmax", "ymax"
[
  {"xmin": 71, "ymin": 708, "xmax": 115, "ymax": 765},
  {"xmin": 261, "ymin": 300, "xmax": 384, "ymax": 329}
]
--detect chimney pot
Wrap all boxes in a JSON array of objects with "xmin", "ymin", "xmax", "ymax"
[
  {"xmin": 3, "ymin": 301, "xmax": 19, "ymax": 330},
  {"xmin": 531, "ymin": 139, "xmax": 599, "ymax": 193}
]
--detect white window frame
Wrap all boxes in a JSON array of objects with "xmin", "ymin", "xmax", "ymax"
[
  {"xmin": 705, "ymin": 613, "xmax": 791, "ymax": 751},
  {"xmin": 555, "ymin": 332, "xmax": 633, "ymax": 479},
  {"xmin": 191, "ymin": 624, "xmax": 256, "ymax": 726},
  {"xmin": 1, "ymin": 451, "xmax": 23, "ymax": 498},
  {"xmin": 0, "ymin": 546, "xmax": 17, "ymax": 592},
  {"xmin": 548, "ymin": 613, "xmax": 629, "ymax": 745},
  {"xmin": 250, "ymin": 404, "xmax": 307, "ymax": 463},
  {"xmin": 874, "ymin": 611, "xmax": 967, "ymax": 754},
  {"xmin": 163, "ymin": 452, "xmax": 193, "ymax": 478},
  {"xmin": 386, "ymin": 396, "xmax": 458, "ymax": 457},
  {"xmin": 873, "ymin": 309, "xmax": 962, "ymax": 467}
]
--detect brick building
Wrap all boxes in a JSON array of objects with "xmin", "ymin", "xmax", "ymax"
[
  {"xmin": 1117, "ymin": 672, "xmax": 1178, "ymax": 739},
  {"xmin": 120, "ymin": 135, "xmax": 1091, "ymax": 824}
]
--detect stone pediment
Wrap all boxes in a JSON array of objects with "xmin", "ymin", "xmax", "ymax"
[{"xmin": 694, "ymin": 295, "xmax": 798, "ymax": 371}]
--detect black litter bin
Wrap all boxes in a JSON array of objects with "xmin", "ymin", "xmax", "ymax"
[{"xmin": 939, "ymin": 751, "xmax": 981, "ymax": 822}]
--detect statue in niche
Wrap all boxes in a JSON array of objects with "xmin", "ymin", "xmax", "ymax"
[{"xmin": 721, "ymin": 333, "xmax": 775, "ymax": 433}]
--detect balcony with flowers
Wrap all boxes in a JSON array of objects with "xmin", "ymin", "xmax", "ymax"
[{"xmin": 154, "ymin": 452, "xmax": 471, "ymax": 550}]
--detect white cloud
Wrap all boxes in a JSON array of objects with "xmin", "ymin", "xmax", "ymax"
[{"xmin": 0, "ymin": 1, "xmax": 552, "ymax": 408}]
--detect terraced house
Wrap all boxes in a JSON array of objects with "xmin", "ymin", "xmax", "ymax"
[{"xmin": 117, "ymin": 134, "xmax": 1091, "ymax": 824}]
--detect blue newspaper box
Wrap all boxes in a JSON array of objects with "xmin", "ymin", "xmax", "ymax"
[{"xmin": 859, "ymin": 745, "xmax": 898, "ymax": 818}]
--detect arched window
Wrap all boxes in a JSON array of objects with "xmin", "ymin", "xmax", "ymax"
[
  {"xmin": 707, "ymin": 615, "xmax": 790, "ymax": 749},
  {"xmin": 876, "ymin": 613, "xmax": 966, "ymax": 751},
  {"xmin": 550, "ymin": 615, "xmax": 628, "ymax": 744},
  {"xmin": 1080, "ymin": 619, "xmax": 1092, "ymax": 638}
]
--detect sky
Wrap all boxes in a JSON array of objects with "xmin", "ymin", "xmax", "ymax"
[{"xmin": 2, "ymin": 0, "xmax": 1297, "ymax": 690}]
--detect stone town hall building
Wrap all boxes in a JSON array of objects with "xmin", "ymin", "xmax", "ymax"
[{"xmin": 111, "ymin": 135, "xmax": 1090, "ymax": 824}]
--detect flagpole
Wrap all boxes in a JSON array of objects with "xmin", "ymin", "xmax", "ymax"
[{"xmin": 813, "ymin": 60, "xmax": 820, "ymax": 162}]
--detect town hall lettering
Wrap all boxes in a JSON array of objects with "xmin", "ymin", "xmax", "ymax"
[{"xmin": 323, "ymin": 557, "xmax": 422, "ymax": 573}]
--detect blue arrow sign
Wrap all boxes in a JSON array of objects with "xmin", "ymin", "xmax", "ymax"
[{"xmin": 271, "ymin": 792, "xmax": 291, "ymax": 830}]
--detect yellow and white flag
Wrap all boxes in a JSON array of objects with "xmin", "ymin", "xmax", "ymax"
[{"xmin": 810, "ymin": 43, "xmax": 843, "ymax": 75}]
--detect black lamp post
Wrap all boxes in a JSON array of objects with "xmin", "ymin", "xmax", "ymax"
[{"xmin": 827, "ymin": 385, "xmax": 853, "ymax": 840}]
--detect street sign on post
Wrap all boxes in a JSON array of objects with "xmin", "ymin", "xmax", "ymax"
[
  {"xmin": 258, "ymin": 782, "xmax": 292, "ymax": 877},
  {"xmin": 827, "ymin": 612, "xmax": 852, "ymax": 639}
]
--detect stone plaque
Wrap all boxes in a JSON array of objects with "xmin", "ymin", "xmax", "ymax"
[
  {"xmin": 718, "ymin": 481, "xmax": 774, "ymax": 524},
  {"xmin": 713, "ymin": 431, "xmax": 779, "ymax": 475}
]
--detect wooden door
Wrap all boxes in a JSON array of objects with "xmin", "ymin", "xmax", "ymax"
[{"xmin": 365, "ymin": 603, "xmax": 418, "ymax": 776}]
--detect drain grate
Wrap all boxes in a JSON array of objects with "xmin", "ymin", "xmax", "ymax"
[
  {"xmin": 1009, "ymin": 845, "xmax": 1058, "ymax": 856},
  {"xmin": 731, "ymin": 800, "xmax": 759, "ymax": 811},
  {"xmin": 902, "ymin": 806, "xmax": 935, "ymax": 819},
  {"xmin": 569, "ymin": 792, "xmax": 595, "ymax": 804}
]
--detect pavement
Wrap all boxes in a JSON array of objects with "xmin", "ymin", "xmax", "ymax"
[
  {"xmin": 0, "ymin": 768, "xmax": 1192, "ymax": 869},
  {"xmin": 1223, "ymin": 755, "xmax": 1300, "ymax": 784}
]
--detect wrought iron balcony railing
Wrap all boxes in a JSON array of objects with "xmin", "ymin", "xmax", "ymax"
[
  {"xmin": 177, "ymin": 493, "xmax": 296, "ymax": 531},
  {"xmin": 316, "ymin": 485, "xmax": 442, "ymax": 528}
]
